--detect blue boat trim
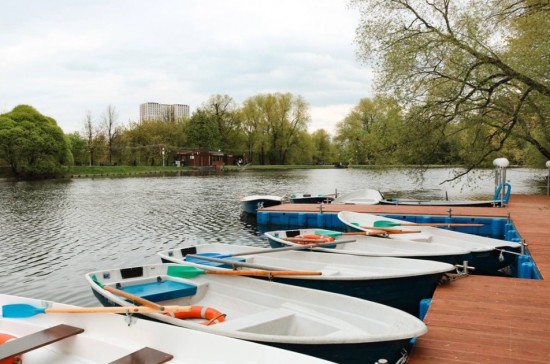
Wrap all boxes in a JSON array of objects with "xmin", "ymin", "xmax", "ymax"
[{"xmin": 120, "ymin": 280, "xmax": 197, "ymax": 302}]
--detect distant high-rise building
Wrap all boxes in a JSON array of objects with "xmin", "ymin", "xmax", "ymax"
[{"xmin": 139, "ymin": 102, "xmax": 190, "ymax": 122}]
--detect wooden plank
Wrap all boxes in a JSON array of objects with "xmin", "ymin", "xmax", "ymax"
[
  {"xmin": 109, "ymin": 347, "xmax": 173, "ymax": 364},
  {"xmin": 0, "ymin": 324, "xmax": 84, "ymax": 360}
]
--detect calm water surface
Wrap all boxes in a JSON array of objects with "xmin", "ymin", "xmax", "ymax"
[{"xmin": 0, "ymin": 167, "xmax": 545, "ymax": 306}]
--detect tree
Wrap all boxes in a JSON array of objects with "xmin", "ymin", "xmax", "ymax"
[
  {"xmin": 334, "ymin": 97, "xmax": 407, "ymax": 165},
  {"xmin": 311, "ymin": 129, "xmax": 337, "ymax": 165},
  {"xmin": 184, "ymin": 109, "xmax": 221, "ymax": 150},
  {"xmin": 66, "ymin": 132, "xmax": 88, "ymax": 166},
  {"xmin": 0, "ymin": 105, "xmax": 73, "ymax": 178},
  {"xmin": 83, "ymin": 111, "xmax": 98, "ymax": 166},
  {"xmin": 124, "ymin": 119, "xmax": 186, "ymax": 166},
  {"xmin": 202, "ymin": 95, "xmax": 244, "ymax": 152},
  {"xmin": 352, "ymin": 0, "xmax": 550, "ymax": 174},
  {"xmin": 101, "ymin": 105, "xmax": 119, "ymax": 164}
]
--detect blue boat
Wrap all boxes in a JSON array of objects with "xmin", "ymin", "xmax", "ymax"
[
  {"xmin": 265, "ymin": 228, "xmax": 470, "ymax": 266},
  {"xmin": 240, "ymin": 195, "xmax": 283, "ymax": 214},
  {"xmin": 338, "ymin": 211, "xmax": 522, "ymax": 274},
  {"xmin": 158, "ymin": 243, "xmax": 455, "ymax": 317},
  {"xmin": 86, "ymin": 262, "xmax": 427, "ymax": 364},
  {"xmin": 289, "ymin": 193, "xmax": 335, "ymax": 204}
]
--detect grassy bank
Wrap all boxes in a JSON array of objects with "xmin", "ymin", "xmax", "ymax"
[{"xmin": 2, "ymin": 163, "xmax": 446, "ymax": 180}]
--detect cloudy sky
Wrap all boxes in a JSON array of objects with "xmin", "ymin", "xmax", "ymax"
[{"xmin": 0, "ymin": 0, "xmax": 373, "ymax": 134}]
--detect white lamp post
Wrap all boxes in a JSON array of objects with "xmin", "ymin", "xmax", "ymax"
[
  {"xmin": 493, "ymin": 157, "xmax": 510, "ymax": 205},
  {"xmin": 162, "ymin": 147, "xmax": 165, "ymax": 167}
]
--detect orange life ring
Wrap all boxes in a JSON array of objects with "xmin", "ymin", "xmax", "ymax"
[
  {"xmin": 288, "ymin": 234, "xmax": 335, "ymax": 245},
  {"xmin": 0, "ymin": 333, "xmax": 22, "ymax": 364},
  {"xmin": 170, "ymin": 306, "xmax": 226, "ymax": 326}
]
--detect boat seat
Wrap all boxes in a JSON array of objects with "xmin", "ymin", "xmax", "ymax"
[
  {"xmin": 120, "ymin": 280, "xmax": 197, "ymax": 302},
  {"xmin": 109, "ymin": 347, "xmax": 174, "ymax": 364},
  {"xmin": 216, "ymin": 309, "xmax": 294, "ymax": 331},
  {"xmin": 0, "ymin": 324, "xmax": 84, "ymax": 361}
]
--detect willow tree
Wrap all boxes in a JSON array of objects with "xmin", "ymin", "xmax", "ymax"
[
  {"xmin": 352, "ymin": 0, "xmax": 550, "ymax": 173},
  {"xmin": 334, "ymin": 97, "xmax": 407, "ymax": 165},
  {"xmin": 201, "ymin": 94, "xmax": 245, "ymax": 153},
  {"xmin": 241, "ymin": 93, "xmax": 310, "ymax": 164},
  {"xmin": 0, "ymin": 105, "xmax": 73, "ymax": 178}
]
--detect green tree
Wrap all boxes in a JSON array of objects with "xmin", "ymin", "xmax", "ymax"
[
  {"xmin": 202, "ymin": 95, "xmax": 245, "ymax": 153},
  {"xmin": 240, "ymin": 93, "xmax": 311, "ymax": 164},
  {"xmin": 311, "ymin": 129, "xmax": 337, "ymax": 165},
  {"xmin": 352, "ymin": 0, "xmax": 550, "ymax": 172},
  {"xmin": 184, "ymin": 109, "xmax": 221, "ymax": 150},
  {"xmin": 0, "ymin": 105, "xmax": 73, "ymax": 178},
  {"xmin": 66, "ymin": 132, "xmax": 88, "ymax": 166},
  {"xmin": 123, "ymin": 119, "xmax": 186, "ymax": 166},
  {"xmin": 334, "ymin": 97, "xmax": 406, "ymax": 165}
]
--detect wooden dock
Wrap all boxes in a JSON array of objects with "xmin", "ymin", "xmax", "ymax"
[{"xmin": 264, "ymin": 195, "xmax": 550, "ymax": 363}]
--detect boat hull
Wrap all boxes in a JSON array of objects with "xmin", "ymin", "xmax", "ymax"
[
  {"xmin": 266, "ymin": 236, "xmax": 464, "ymax": 265},
  {"xmin": 91, "ymin": 284, "xmax": 409, "ymax": 364},
  {"xmin": 263, "ymin": 273, "xmax": 443, "ymax": 317},
  {"xmin": 290, "ymin": 195, "xmax": 334, "ymax": 204},
  {"xmin": 159, "ymin": 244, "xmax": 454, "ymax": 317},
  {"xmin": 0, "ymin": 294, "xmax": 328, "ymax": 363},
  {"xmin": 87, "ymin": 263, "xmax": 427, "ymax": 364},
  {"xmin": 338, "ymin": 211, "xmax": 521, "ymax": 274},
  {"xmin": 241, "ymin": 195, "xmax": 282, "ymax": 214},
  {"xmin": 259, "ymin": 339, "xmax": 410, "ymax": 364}
]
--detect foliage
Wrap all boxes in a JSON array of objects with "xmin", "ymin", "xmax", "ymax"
[
  {"xmin": 124, "ymin": 119, "xmax": 186, "ymax": 166},
  {"xmin": 184, "ymin": 108, "xmax": 222, "ymax": 150},
  {"xmin": 240, "ymin": 93, "xmax": 310, "ymax": 164},
  {"xmin": 334, "ymin": 96, "xmax": 409, "ymax": 164},
  {"xmin": 0, "ymin": 105, "xmax": 73, "ymax": 178},
  {"xmin": 66, "ymin": 132, "xmax": 88, "ymax": 166},
  {"xmin": 351, "ymin": 0, "xmax": 550, "ymax": 175}
]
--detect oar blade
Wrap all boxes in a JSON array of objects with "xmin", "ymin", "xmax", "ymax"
[
  {"xmin": 167, "ymin": 265, "xmax": 205, "ymax": 278},
  {"xmin": 2, "ymin": 304, "xmax": 45, "ymax": 318},
  {"xmin": 372, "ymin": 220, "xmax": 398, "ymax": 227},
  {"xmin": 314, "ymin": 229, "xmax": 342, "ymax": 238}
]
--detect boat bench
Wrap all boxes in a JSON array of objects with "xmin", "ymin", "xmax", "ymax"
[
  {"xmin": 217, "ymin": 309, "xmax": 294, "ymax": 331},
  {"xmin": 0, "ymin": 324, "xmax": 174, "ymax": 364},
  {"xmin": 109, "ymin": 347, "xmax": 173, "ymax": 364},
  {"xmin": 120, "ymin": 280, "xmax": 197, "ymax": 302},
  {"xmin": 0, "ymin": 324, "xmax": 84, "ymax": 361}
]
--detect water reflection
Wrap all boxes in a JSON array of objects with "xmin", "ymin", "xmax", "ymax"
[{"xmin": 0, "ymin": 167, "xmax": 545, "ymax": 306}]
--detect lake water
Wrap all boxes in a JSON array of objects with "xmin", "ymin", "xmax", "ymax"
[{"xmin": 0, "ymin": 167, "xmax": 546, "ymax": 306}]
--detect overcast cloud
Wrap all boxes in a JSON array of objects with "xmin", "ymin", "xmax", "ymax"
[{"xmin": 0, "ymin": 0, "xmax": 373, "ymax": 134}]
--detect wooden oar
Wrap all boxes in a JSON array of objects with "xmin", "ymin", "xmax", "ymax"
[
  {"xmin": 373, "ymin": 220, "xmax": 484, "ymax": 228},
  {"xmin": 91, "ymin": 274, "xmax": 164, "ymax": 311},
  {"xmin": 314, "ymin": 229, "xmax": 389, "ymax": 238},
  {"xmin": 167, "ymin": 265, "xmax": 321, "ymax": 278},
  {"xmin": 180, "ymin": 255, "xmax": 322, "ymax": 274},
  {"xmin": 360, "ymin": 227, "xmax": 422, "ymax": 234},
  {"xmin": 2, "ymin": 304, "xmax": 191, "ymax": 318},
  {"xmin": 186, "ymin": 238, "xmax": 358, "ymax": 260}
]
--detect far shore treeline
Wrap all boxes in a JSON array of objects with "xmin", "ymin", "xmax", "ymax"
[{"xmin": 2, "ymin": 1, "xmax": 550, "ymax": 179}]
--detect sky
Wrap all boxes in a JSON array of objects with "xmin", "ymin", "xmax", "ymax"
[{"xmin": 0, "ymin": 0, "xmax": 374, "ymax": 135}]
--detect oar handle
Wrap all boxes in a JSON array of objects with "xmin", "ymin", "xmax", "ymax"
[
  {"xmin": 341, "ymin": 230, "xmax": 389, "ymax": 236},
  {"xmin": 44, "ymin": 305, "xmax": 191, "ymax": 314},
  {"xmin": 283, "ymin": 237, "xmax": 336, "ymax": 244},
  {"xmin": 361, "ymin": 227, "xmax": 422, "ymax": 234},
  {"xmin": 207, "ymin": 270, "xmax": 321, "ymax": 276}
]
